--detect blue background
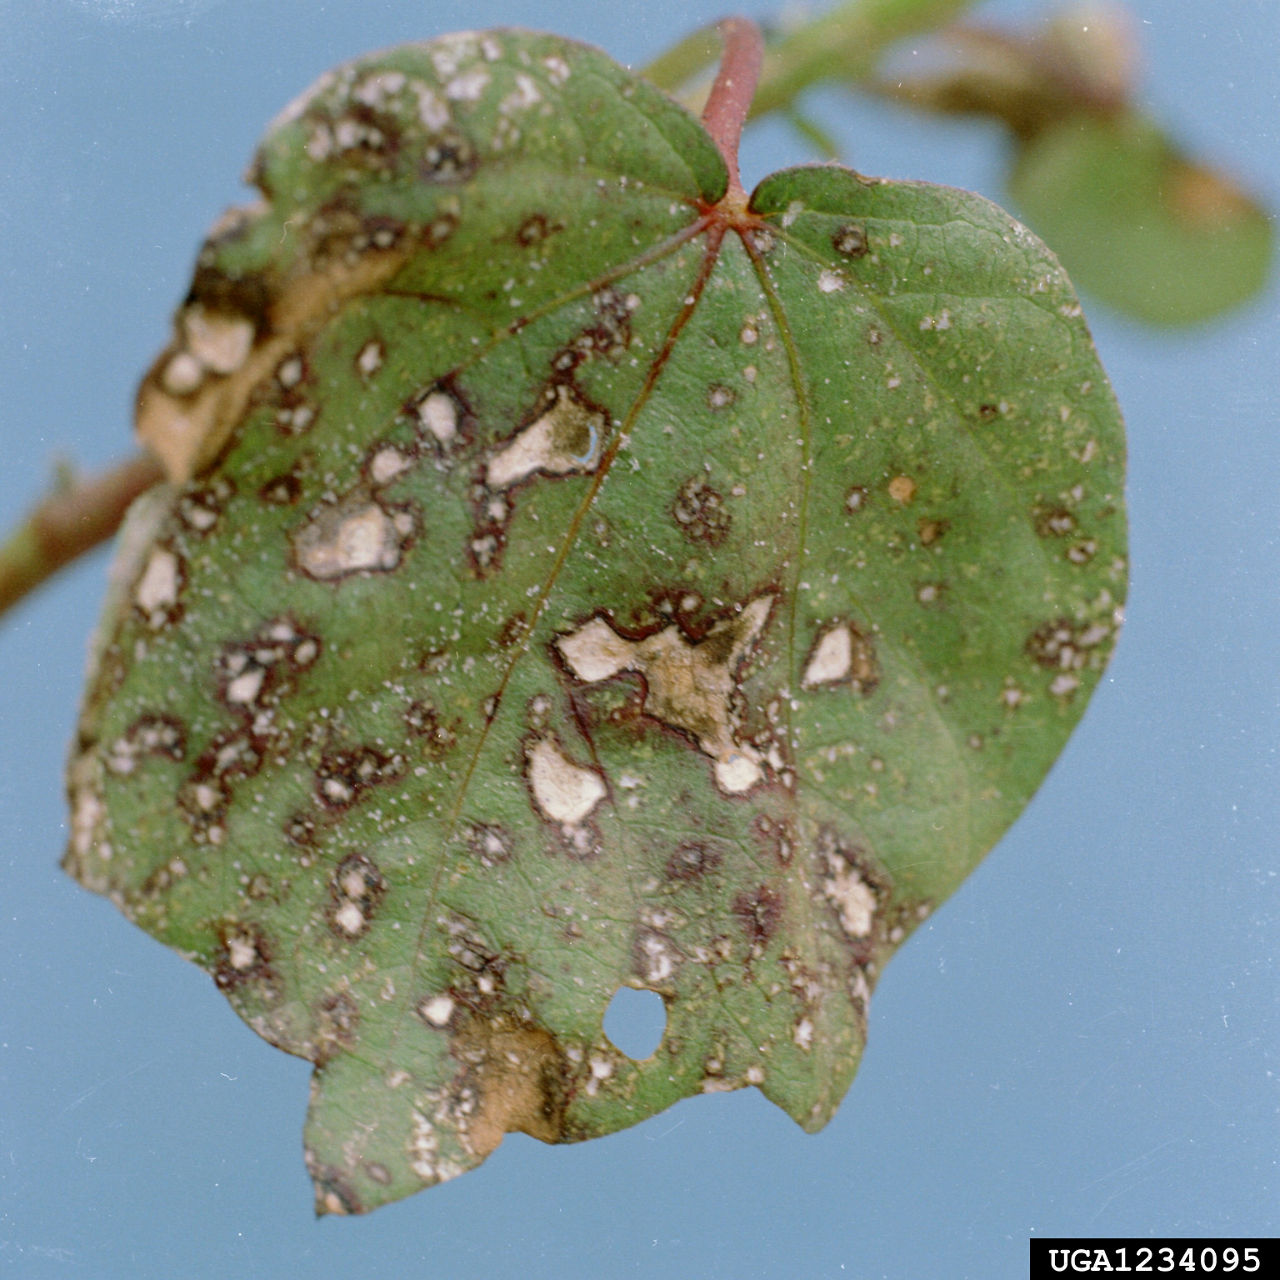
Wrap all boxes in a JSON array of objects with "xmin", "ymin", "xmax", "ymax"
[{"xmin": 2, "ymin": 1, "xmax": 1276, "ymax": 1276}]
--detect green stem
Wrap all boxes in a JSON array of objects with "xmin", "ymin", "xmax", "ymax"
[
  {"xmin": 752, "ymin": 0, "xmax": 977, "ymax": 118},
  {"xmin": 645, "ymin": 0, "xmax": 978, "ymax": 119}
]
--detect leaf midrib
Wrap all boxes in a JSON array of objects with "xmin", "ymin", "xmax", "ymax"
[{"xmin": 379, "ymin": 211, "xmax": 724, "ymax": 1068}]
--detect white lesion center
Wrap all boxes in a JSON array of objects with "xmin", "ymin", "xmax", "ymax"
[
  {"xmin": 224, "ymin": 927, "xmax": 263, "ymax": 971},
  {"xmin": 801, "ymin": 620, "xmax": 877, "ymax": 692},
  {"xmin": 526, "ymin": 736, "xmax": 607, "ymax": 826},
  {"xmin": 485, "ymin": 384, "xmax": 604, "ymax": 489},
  {"xmin": 134, "ymin": 546, "xmax": 181, "ymax": 625},
  {"xmin": 292, "ymin": 494, "xmax": 414, "ymax": 580},
  {"xmin": 158, "ymin": 305, "xmax": 256, "ymax": 401},
  {"xmin": 418, "ymin": 994, "xmax": 455, "ymax": 1028},
  {"xmin": 415, "ymin": 388, "xmax": 459, "ymax": 444},
  {"xmin": 179, "ymin": 305, "xmax": 255, "ymax": 377},
  {"xmin": 556, "ymin": 595, "xmax": 774, "ymax": 795},
  {"xmin": 333, "ymin": 900, "xmax": 366, "ymax": 937},
  {"xmin": 802, "ymin": 624, "xmax": 852, "ymax": 687},
  {"xmin": 822, "ymin": 854, "xmax": 876, "ymax": 938}
]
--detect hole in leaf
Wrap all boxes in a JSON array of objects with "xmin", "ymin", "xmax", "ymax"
[{"xmin": 602, "ymin": 987, "xmax": 667, "ymax": 1060}]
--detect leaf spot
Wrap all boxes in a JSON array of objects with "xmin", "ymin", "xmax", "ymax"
[
  {"xmin": 160, "ymin": 352, "xmax": 203, "ymax": 396},
  {"xmin": 516, "ymin": 213, "xmax": 560, "ymax": 246},
  {"xmin": 844, "ymin": 485, "xmax": 868, "ymax": 514},
  {"xmin": 215, "ymin": 618, "xmax": 320, "ymax": 714},
  {"xmin": 733, "ymin": 884, "xmax": 783, "ymax": 948},
  {"xmin": 213, "ymin": 922, "xmax": 272, "ymax": 989},
  {"xmin": 182, "ymin": 304, "xmax": 255, "ymax": 376},
  {"xmin": 664, "ymin": 840, "xmax": 723, "ymax": 882},
  {"xmin": 355, "ymin": 338, "xmax": 385, "ymax": 378},
  {"xmin": 714, "ymin": 751, "xmax": 764, "ymax": 795},
  {"xmin": 541, "ymin": 54, "xmax": 571, "ymax": 86},
  {"xmin": 445, "ymin": 68, "xmax": 491, "ymax": 101},
  {"xmin": 314, "ymin": 748, "xmax": 404, "ymax": 811},
  {"xmin": 1034, "ymin": 505, "xmax": 1077, "ymax": 538},
  {"xmin": 802, "ymin": 621, "xmax": 878, "ymax": 693},
  {"xmin": 485, "ymin": 383, "xmax": 604, "ymax": 489},
  {"xmin": 671, "ymin": 476, "xmax": 731, "ymax": 545},
  {"xmin": 555, "ymin": 616, "xmax": 633, "ymax": 683},
  {"xmin": 409, "ymin": 1100, "xmax": 466, "ymax": 1185},
  {"xmin": 177, "ymin": 477, "xmax": 234, "ymax": 534},
  {"xmin": 276, "ymin": 353, "xmax": 305, "ymax": 390},
  {"xmin": 450, "ymin": 1019, "xmax": 565, "ymax": 1155},
  {"xmin": 133, "ymin": 545, "xmax": 183, "ymax": 628},
  {"xmin": 276, "ymin": 399, "xmax": 318, "ymax": 437},
  {"xmin": 833, "ymin": 224, "xmax": 868, "ymax": 258},
  {"xmin": 412, "ymin": 385, "xmax": 461, "ymax": 444},
  {"xmin": 327, "ymin": 852, "xmax": 387, "ymax": 941},
  {"xmin": 557, "ymin": 597, "xmax": 773, "ymax": 794},
  {"xmin": 1049, "ymin": 673, "xmax": 1080, "ymax": 698},
  {"xmin": 526, "ymin": 737, "xmax": 606, "ymax": 826},
  {"xmin": 368, "ymin": 445, "xmax": 414, "ymax": 487},
  {"xmin": 820, "ymin": 845, "xmax": 876, "ymax": 938},
  {"xmin": 259, "ymin": 469, "xmax": 304, "ymax": 505},
  {"xmin": 634, "ymin": 929, "xmax": 679, "ymax": 985},
  {"xmin": 802, "ymin": 624, "xmax": 851, "ymax": 688},
  {"xmin": 1000, "ymin": 683, "xmax": 1027, "ymax": 709},
  {"xmin": 918, "ymin": 518, "xmax": 947, "ymax": 546},
  {"xmin": 404, "ymin": 700, "xmax": 457, "ymax": 756},
  {"xmin": 315, "ymin": 990, "xmax": 360, "ymax": 1060},
  {"xmin": 105, "ymin": 714, "xmax": 186, "ymax": 776},
  {"xmin": 887, "ymin": 474, "xmax": 917, "ymax": 504},
  {"xmin": 68, "ymin": 772, "xmax": 107, "ymax": 864},
  {"xmin": 466, "ymin": 823, "xmax": 512, "ymax": 867},
  {"xmin": 293, "ymin": 494, "xmax": 415, "ymax": 580},
  {"xmin": 499, "ymin": 73, "xmax": 543, "ymax": 114},
  {"xmin": 418, "ymin": 994, "xmax": 456, "ymax": 1028}
]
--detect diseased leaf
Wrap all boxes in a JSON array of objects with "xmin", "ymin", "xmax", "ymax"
[{"xmin": 65, "ymin": 26, "xmax": 1126, "ymax": 1214}]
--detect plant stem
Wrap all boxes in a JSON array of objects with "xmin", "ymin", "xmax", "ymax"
[
  {"xmin": 701, "ymin": 18, "xmax": 765, "ymax": 199},
  {"xmin": 646, "ymin": 0, "xmax": 978, "ymax": 120},
  {"xmin": 0, "ymin": 452, "xmax": 164, "ymax": 621}
]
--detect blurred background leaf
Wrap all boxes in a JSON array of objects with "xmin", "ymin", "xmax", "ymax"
[
  {"xmin": 1008, "ymin": 113, "xmax": 1272, "ymax": 327},
  {"xmin": 871, "ymin": 4, "xmax": 1274, "ymax": 326}
]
